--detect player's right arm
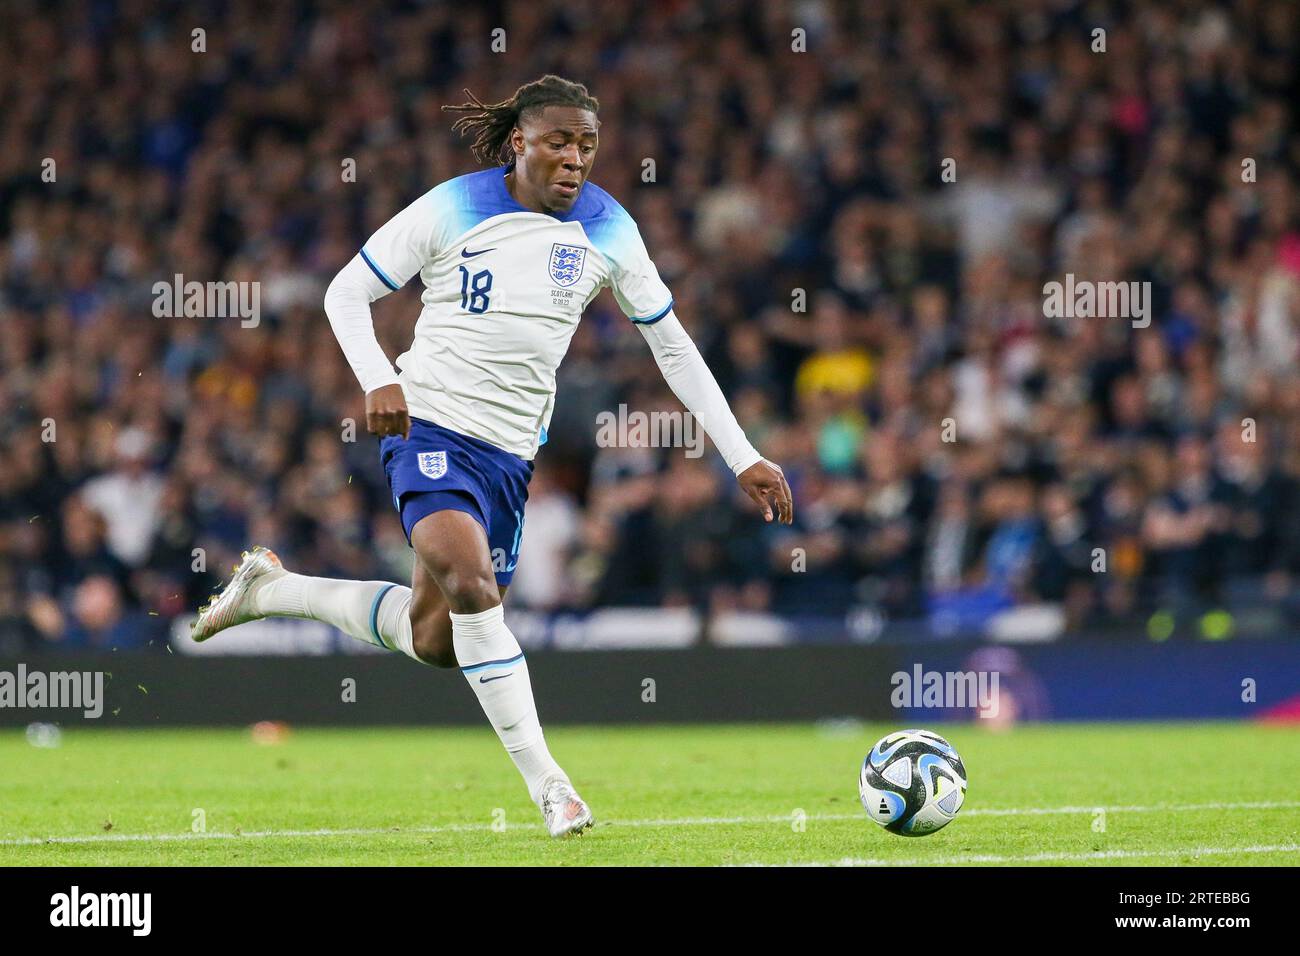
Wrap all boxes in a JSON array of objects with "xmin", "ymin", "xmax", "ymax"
[
  {"xmin": 323, "ymin": 186, "xmax": 450, "ymax": 439},
  {"xmin": 323, "ymin": 250, "xmax": 410, "ymax": 438}
]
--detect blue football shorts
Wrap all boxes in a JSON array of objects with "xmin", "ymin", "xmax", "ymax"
[{"xmin": 379, "ymin": 417, "xmax": 533, "ymax": 586}]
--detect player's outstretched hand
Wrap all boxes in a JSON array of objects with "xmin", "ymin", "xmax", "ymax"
[
  {"xmin": 365, "ymin": 384, "xmax": 411, "ymax": 439},
  {"xmin": 738, "ymin": 459, "xmax": 793, "ymax": 525}
]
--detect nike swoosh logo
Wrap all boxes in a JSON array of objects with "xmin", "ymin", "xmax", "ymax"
[
  {"xmin": 461, "ymin": 246, "xmax": 496, "ymax": 258},
  {"xmin": 479, "ymin": 672, "xmax": 512, "ymax": 684}
]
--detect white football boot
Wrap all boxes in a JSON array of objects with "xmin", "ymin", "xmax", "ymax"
[
  {"xmin": 537, "ymin": 775, "xmax": 594, "ymax": 838},
  {"xmin": 191, "ymin": 546, "xmax": 285, "ymax": 642}
]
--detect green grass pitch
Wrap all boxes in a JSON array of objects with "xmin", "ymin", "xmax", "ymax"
[{"xmin": 2, "ymin": 723, "xmax": 1298, "ymax": 866}]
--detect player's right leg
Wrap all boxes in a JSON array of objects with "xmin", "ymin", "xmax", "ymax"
[
  {"xmin": 191, "ymin": 416, "xmax": 448, "ymax": 657},
  {"xmin": 189, "ymin": 521, "xmax": 593, "ymax": 836},
  {"xmin": 190, "ymin": 547, "xmax": 425, "ymax": 661},
  {"xmin": 191, "ymin": 421, "xmax": 505, "ymax": 660}
]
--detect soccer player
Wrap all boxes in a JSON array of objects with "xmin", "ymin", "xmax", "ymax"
[{"xmin": 191, "ymin": 75, "xmax": 794, "ymax": 837}]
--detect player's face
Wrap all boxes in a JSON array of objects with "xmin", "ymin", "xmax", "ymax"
[{"xmin": 510, "ymin": 106, "xmax": 599, "ymax": 214}]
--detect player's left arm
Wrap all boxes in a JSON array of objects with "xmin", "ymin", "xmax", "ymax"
[{"xmin": 636, "ymin": 311, "xmax": 793, "ymax": 524}]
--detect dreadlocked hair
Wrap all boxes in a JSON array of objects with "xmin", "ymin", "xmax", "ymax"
[{"xmin": 442, "ymin": 74, "xmax": 599, "ymax": 167}]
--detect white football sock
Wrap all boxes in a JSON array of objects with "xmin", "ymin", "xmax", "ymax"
[
  {"xmin": 253, "ymin": 573, "xmax": 423, "ymax": 664},
  {"xmin": 451, "ymin": 604, "xmax": 564, "ymax": 803}
]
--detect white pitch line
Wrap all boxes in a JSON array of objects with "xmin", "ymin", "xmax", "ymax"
[
  {"xmin": 962, "ymin": 799, "xmax": 1300, "ymax": 817},
  {"xmin": 2, "ymin": 799, "xmax": 1298, "ymax": 848},
  {"xmin": 761, "ymin": 843, "xmax": 1300, "ymax": 867},
  {"xmin": 618, "ymin": 799, "xmax": 1300, "ymax": 827},
  {"xmin": 0, "ymin": 824, "xmax": 497, "ymax": 847}
]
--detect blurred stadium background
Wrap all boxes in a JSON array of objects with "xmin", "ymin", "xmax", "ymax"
[{"xmin": 1, "ymin": 0, "xmax": 1298, "ymax": 722}]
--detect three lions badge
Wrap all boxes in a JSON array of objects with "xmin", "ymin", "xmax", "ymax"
[
  {"xmin": 549, "ymin": 243, "xmax": 586, "ymax": 287},
  {"xmin": 417, "ymin": 451, "xmax": 447, "ymax": 480}
]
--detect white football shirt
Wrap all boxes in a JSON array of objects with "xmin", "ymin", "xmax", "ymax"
[{"xmin": 357, "ymin": 167, "xmax": 674, "ymax": 459}]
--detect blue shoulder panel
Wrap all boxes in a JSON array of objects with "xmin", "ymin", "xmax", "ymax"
[
  {"xmin": 451, "ymin": 168, "xmax": 531, "ymax": 224},
  {"xmin": 569, "ymin": 181, "xmax": 634, "ymax": 266},
  {"xmin": 435, "ymin": 169, "xmax": 638, "ymax": 283},
  {"xmin": 444, "ymin": 167, "xmax": 627, "ymax": 237}
]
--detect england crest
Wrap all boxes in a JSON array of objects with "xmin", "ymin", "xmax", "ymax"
[
  {"xmin": 549, "ymin": 243, "xmax": 587, "ymax": 287},
  {"xmin": 417, "ymin": 451, "xmax": 447, "ymax": 480}
]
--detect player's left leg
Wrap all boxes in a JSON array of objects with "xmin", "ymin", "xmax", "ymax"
[
  {"xmin": 409, "ymin": 508, "xmax": 592, "ymax": 837},
  {"xmin": 405, "ymin": 557, "xmax": 506, "ymax": 668}
]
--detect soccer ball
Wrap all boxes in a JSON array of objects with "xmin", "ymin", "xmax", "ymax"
[{"xmin": 859, "ymin": 729, "xmax": 968, "ymax": 836}]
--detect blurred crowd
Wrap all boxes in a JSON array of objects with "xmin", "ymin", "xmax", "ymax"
[{"xmin": 2, "ymin": 0, "xmax": 1299, "ymax": 653}]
